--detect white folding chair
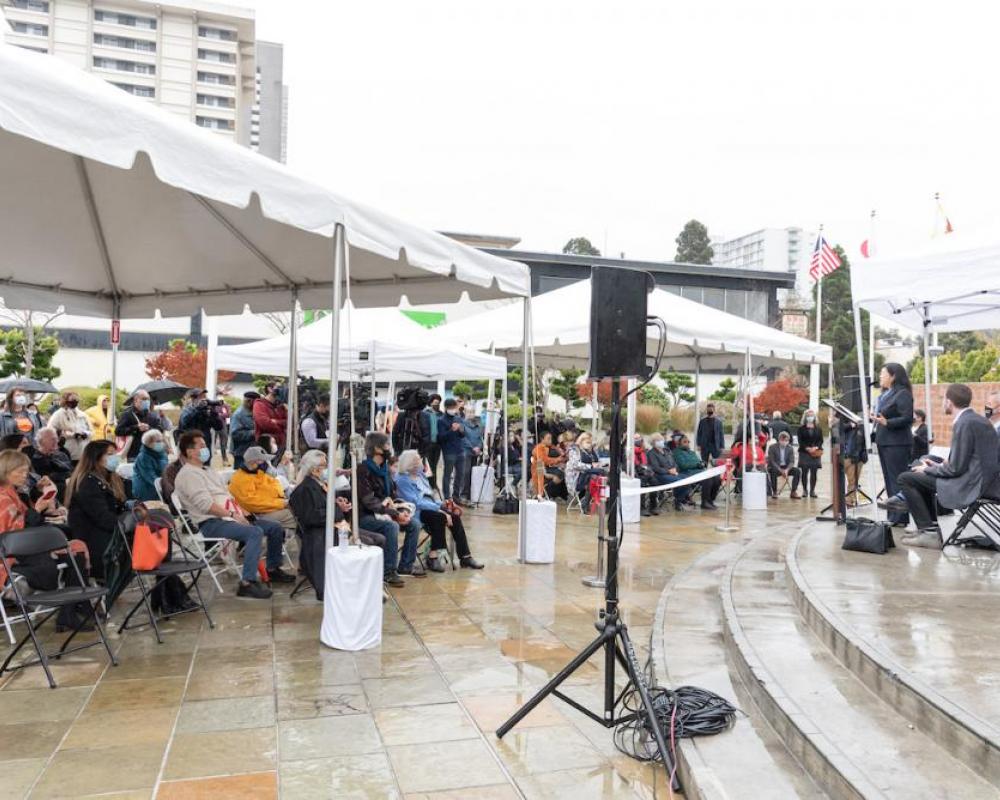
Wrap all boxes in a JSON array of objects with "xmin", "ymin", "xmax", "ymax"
[{"xmin": 170, "ymin": 490, "xmax": 233, "ymax": 593}]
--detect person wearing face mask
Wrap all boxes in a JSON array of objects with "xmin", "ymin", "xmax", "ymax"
[
  {"xmin": 85, "ymin": 394, "xmax": 115, "ymax": 442},
  {"xmin": 890, "ymin": 384, "xmax": 1000, "ymax": 548},
  {"xmin": 0, "ymin": 386, "xmax": 40, "ymax": 443},
  {"xmin": 696, "ymin": 402, "xmax": 725, "ymax": 465},
  {"xmin": 65, "ymin": 440, "xmax": 128, "ymax": 581},
  {"xmin": 252, "ymin": 383, "xmax": 288, "ymax": 449},
  {"xmin": 647, "ymin": 433, "xmax": 693, "ymax": 512},
  {"xmin": 173, "ymin": 431, "xmax": 293, "ymax": 598},
  {"xmin": 986, "ymin": 393, "xmax": 1000, "ymax": 436},
  {"xmin": 47, "ymin": 391, "xmax": 92, "ymax": 463},
  {"xmin": 797, "ymin": 409, "xmax": 824, "ymax": 498},
  {"xmin": 115, "ymin": 390, "xmax": 164, "ymax": 462},
  {"xmin": 228, "ymin": 446, "xmax": 299, "ymax": 538},
  {"xmin": 131, "ymin": 429, "xmax": 169, "ymax": 502},
  {"xmin": 910, "ymin": 409, "xmax": 929, "ymax": 461},
  {"xmin": 675, "ymin": 434, "xmax": 723, "ymax": 508}
]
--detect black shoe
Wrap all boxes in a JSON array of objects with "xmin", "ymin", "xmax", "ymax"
[
  {"xmin": 177, "ymin": 596, "xmax": 199, "ymax": 611},
  {"xmin": 460, "ymin": 556, "xmax": 484, "ymax": 570},
  {"xmin": 809, "ymin": 492, "xmax": 818, "ymax": 498},
  {"xmin": 878, "ymin": 498, "xmax": 909, "ymax": 513},
  {"xmin": 384, "ymin": 572, "xmax": 405, "ymax": 588},
  {"xmin": 267, "ymin": 568, "xmax": 296, "ymax": 584},
  {"xmin": 649, "ymin": 506, "xmax": 659, "ymax": 516},
  {"xmin": 237, "ymin": 581, "xmax": 273, "ymax": 599},
  {"xmin": 640, "ymin": 508, "xmax": 651, "ymax": 517},
  {"xmin": 398, "ymin": 564, "xmax": 427, "ymax": 578},
  {"xmin": 427, "ymin": 555, "xmax": 446, "ymax": 573}
]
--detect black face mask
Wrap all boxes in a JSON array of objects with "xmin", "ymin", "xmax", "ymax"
[
  {"xmin": 986, "ymin": 406, "xmax": 994, "ymax": 418},
  {"xmin": 67, "ymin": 400, "xmax": 79, "ymax": 409},
  {"xmin": 707, "ymin": 410, "xmax": 714, "ymax": 416},
  {"xmin": 241, "ymin": 465, "xmax": 259, "ymax": 474}
]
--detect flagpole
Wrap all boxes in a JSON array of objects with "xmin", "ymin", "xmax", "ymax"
[
  {"xmin": 809, "ymin": 225, "xmax": 823, "ymax": 410},
  {"xmin": 867, "ymin": 210, "xmax": 876, "ymax": 391}
]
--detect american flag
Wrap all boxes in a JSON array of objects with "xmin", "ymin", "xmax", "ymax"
[{"xmin": 809, "ymin": 235, "xmax": 841, "ymax": 281}]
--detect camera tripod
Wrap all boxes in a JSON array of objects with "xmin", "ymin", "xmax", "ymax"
[{"xmin": 495, "ymin": 382, "xmax": 677, "ymax": 789}]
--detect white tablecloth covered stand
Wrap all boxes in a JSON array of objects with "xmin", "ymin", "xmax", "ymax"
[{"xmin": 321, "ymin": 545, "xmax": 383, "ymax": 651}]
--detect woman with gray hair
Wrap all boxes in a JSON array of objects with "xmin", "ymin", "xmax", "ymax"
[
  {"xmin": 289, "ymin": 449, "xmax": 388, "ymax": 600},
  {"xmin": 132, "ymin": 427, "xmax": 168, "ymax": 502},
  {"xmin": 395, "ymin": 449, "xmax": 483, "ymax": 572}
]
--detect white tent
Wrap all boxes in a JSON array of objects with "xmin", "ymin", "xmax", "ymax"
[
  {"xmin": 0, "ymin": 44, "xmax": 531, "ymax": 556},
  {"xmin": 215, "ymin": 306, "xmax": 507, "ymax": 381},
  {"xmin": 850, "ymin": 233, "xmax": 1000, "ymax": 461},
  {"xmin": 438, "ymin": 279, "xmax": 832, "ymax": 370}
]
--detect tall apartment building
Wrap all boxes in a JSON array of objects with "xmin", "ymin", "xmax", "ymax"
[
  {"xmin": 2, "ymin": 0, "xmax": 283, "ymax": 158},
  {"xmin": 250, "ymin": 39, "xmax": 287, "ymax": 163},
  {"xmin": 711, "ymin": 227, "xmax": 813, "ymax": 274}
]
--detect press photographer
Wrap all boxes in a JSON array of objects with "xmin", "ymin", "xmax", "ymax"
[{"xmin": 391, "ymin": 386, "xmax": 431, "ymax": 457}]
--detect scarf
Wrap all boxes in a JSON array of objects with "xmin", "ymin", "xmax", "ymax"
[{"xmin": 364, "ymin": 457, "xmax": 391, "ymax": 497}]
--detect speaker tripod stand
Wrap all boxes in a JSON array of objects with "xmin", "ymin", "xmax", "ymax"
[{"xmin": 496, "ymin": 383, "xmax": 678, "ymax": 789}]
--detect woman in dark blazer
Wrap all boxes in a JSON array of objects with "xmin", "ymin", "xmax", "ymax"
[
  {"xmin": 872, "ymin": 363, "xmax": 914, "ymax": 525},
  {"xmin": 65, "ymin": 440, "xmax": 127, "ymax": 581},
  {"xmin": 797, "ymin": 410, "xmax": 824, "ymax": 497},
  {"xmin": 911, "ymin": 409, "xmax": 929, "ymax": 460}
]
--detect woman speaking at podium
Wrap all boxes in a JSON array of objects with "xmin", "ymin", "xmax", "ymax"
[{"xmin": 871, "ymin": 363, "xmax": 914, "ymax": 526}]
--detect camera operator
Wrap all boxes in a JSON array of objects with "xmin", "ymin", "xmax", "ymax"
[
  {"xmin": 391, "ymin": 387, "xmax": 431, "ymax": 459},
  {"xmin": 115, "ymin": 389, "xmax": 165, "ymax": 462},
  {"xmin": 253, "ymin": 382, "xmax": 288, "ymax": 449},
  {"xmin": 179, "ymin": 388, "xmax": 224, "ymax": 459},
  {"xmin": 301, "ymin": 393, "xmax": 331, "ymax": 451}
]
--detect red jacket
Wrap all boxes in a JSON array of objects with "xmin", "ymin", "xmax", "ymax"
[{"xmin": 252, "ymin": 398, "xmax": 288, "ymax": 447}]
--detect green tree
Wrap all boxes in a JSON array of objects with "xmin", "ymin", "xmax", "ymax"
[
  {"xmin": 639, "ymin": 383, "xmax": 670, "ymax": 411},
  {"xmin": 659, "ymin": 370, "xmax": 695, "ymax": 407},
  {"xmin": 548, "ymin": 367, "xmax": 585, "ymax": 409},
  {"xmin": 809, "ymin": 245, "xmax": 880, "ymax": 382},
  {"xmin": 562, "ymin": 237, "xmax": 601, "ymax": 256},
  {"xmin": 0, "ymin": 327, "xmax": 61, "ymax": 382},
  {"xmin": 939, "ymin": 331, "xmax": 985, "ymax": 356},
  {"xmin": 710, "ymin": 377, "xmax": 737, "ymax": 403},
  {"xmin": 674, "ymin": 220, "xmax": 714, "ymax": 265},
  {"xmin": 910, "ymin": 345, "xmax": 1000, "ymax": 383}
]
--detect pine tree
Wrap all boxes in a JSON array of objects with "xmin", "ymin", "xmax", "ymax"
[
  {"xmin": 562, "ymin": 237, "xmax": 601, "ymax": 256},
  {"xmin": 674, "ymin": 220, "xmax": 714, "ymax": 264}
]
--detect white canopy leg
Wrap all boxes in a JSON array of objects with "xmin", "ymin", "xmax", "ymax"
[
  {"xmin": 591, "ymin": 381, "xmax": 599, "ymax": 437},
  {"xmin": 285, "ymin": 290, "xmax": 299, "ymax": 456},
  {"xmin": 922, "ymin": 304, "xmax": 934, "ymax": 444},
  {"xmin": 501, "ymin": 379, "xmax": 511, "ymax": 493},
  {"xmin": 110, "ymin": 300, "xmax": 120, "ymax": 430},
  {"xmin": 853, "ymin": 303, "xmax": 880, "ymax": 514},
  {"xmin": 324, "ymin": 226, "xmax": 345, "ymax": 551},
  {"xmin": 626, "ymin": 378, "xmax": 637, "ymax": 477},
  {"xmin": 518, "ymin": 295, "xmax": 531, "ymax": 563},
  {"xmin": 693, "ymin": 356, "xmax": 701, "ymax": 438}
]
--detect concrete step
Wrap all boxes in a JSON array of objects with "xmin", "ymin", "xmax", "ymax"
[
  {"xmin": 786, "ymin": 523, "xmax": 1000, "ymax": 788},
  {"xmin": 722, "ymin": 530, "xmax": 996, "ymax": 799},
  {"xmin": 652, "ymin": 539, "xmax": 825, "ymax": 799}
]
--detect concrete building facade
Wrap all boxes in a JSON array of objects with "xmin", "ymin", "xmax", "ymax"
[
  {"xmin": 2, "ymin": 0, "xmax": 260, "ymax": 146},
  {"xmin": 249, "ymin": 38, "xmax": 286, "ymax": 162},
  {"xmin": 711, "ymin": 226, "xmax": 813, "ymax": 275}
]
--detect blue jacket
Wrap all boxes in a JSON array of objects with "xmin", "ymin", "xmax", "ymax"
[
  {"xmin": 395, "ymin": 472, "xmax": 440, "ymax": 526},
  {"xmin": 229, "ymin": 406, "xmax": 256, "ymax": 457},
  {"xmin": 132, "ymin": 445, "xmax": 168, "ymax": 502},
  {"xmin": 438, "ymin": 412, "xmax": 466, "ymax": 457},
  {"xmin": 462, "ymin": 419, "xmax": 484, "ymax": 453}
]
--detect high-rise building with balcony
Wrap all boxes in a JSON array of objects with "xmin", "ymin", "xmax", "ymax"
[{"xmin": 2, "ymin": 0, "xmax": 284, "ymax": 159}]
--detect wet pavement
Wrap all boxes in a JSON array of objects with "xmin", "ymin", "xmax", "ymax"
[{"xmin": 0, "ymin": 488, "xmax": 834, "ymax": 799}]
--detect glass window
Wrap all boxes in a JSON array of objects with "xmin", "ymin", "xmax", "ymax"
[
  {"xmin": 197, "ymin": 93, "xmax": 235, "ymax": 108},
  {"xmin": 94, "ymin": 33, "xmax": 155, "ymax": 52},
  {"xmin": 10, "ymin": 21, "xmax": 48, "ymax": 35},
  {"xmin": 197, "ymin": 71, "xmax": 235, "ymax": 86},
  {"xmin": 11, "ymin": 0, "xmax": 49, "ymax": 11},
  {"xmin": 703, "ymin": 287, "xmax": 725, "ymax": 311},
  {"xmin": 94, "ymin": 9, "xmax": 156, "ymax": 29},
  {"xmin": 747, "ymin": 290, "xmax": 769, "ymax": 324},
  {"xmin": 681, "ymin": 286, "xmax": 703, "ymax": 303},
  {"xmin": 198, "ymin": 48, "xmax": 235, "ymax": 64},
  {"xmin": 661, "ymin": 285, "xmax": 682, "ymax": 295},
  {"xmin": 93, "ymin": 57, "xmax": 155, "ymax": 75},
  {"xmin": 196, "ymin": 116, "xmax": 235, "ymax": 131},
  {"xmin": 198, "ymin": 25, "xmax": 237, "ymax": 41},
  {"xmin": 14, "ymin": 44, "xmax": 47, "ymax": 53},
  {"xmin": 725, "ymin": 289, "xmax": 747, "ymax": 318},
  {"xmin": 112, "ymin": 82, "xmax": 154, "ymax": 98}
]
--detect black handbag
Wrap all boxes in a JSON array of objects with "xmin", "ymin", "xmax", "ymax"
[
  {"xmin": 493, "ymin": 494, "xmax": 519, "ymax": 515},
  {"xmin": 842, "ymin": 516, "xmax": 895, "ymax": 555}
]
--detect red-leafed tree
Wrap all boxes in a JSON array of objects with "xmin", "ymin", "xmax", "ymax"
[
  {"xmin": 753, "ymin": 378, "xmax": 808, "ymax": 415},
  {"xmin": 575, "ymin": 379, "xmax": 629, "ymax": 406},
  {"xmin": 145, "ymin": 339, "xmax": 235, "ymax": 388}
]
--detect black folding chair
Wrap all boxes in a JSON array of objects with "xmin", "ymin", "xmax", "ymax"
[
  {"xmin": 115, "ymin": 515, "xmax": 215, "ymax": 644},
  {"xmin": 0, "ymin": 526, "xmax": 118, "ymax": 689},
  {"xmin": 943, "ymin": 491, "xmax": 1000, "ymax": 550}
]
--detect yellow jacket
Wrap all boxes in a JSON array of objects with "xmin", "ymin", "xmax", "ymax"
[
  {"xmin": 85, "ymin": 395, "xmax": 114, "ymax": 441},
  {"xmin": 228, "ymin": 468, "xmax": 287, "ymax": 514}
]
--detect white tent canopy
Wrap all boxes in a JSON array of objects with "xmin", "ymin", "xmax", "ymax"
[
  {"xmin": 215, "ymin": 306, "xmax": 507, "ymax": 381},
  {"xmin": 0, "ymin": 45, "xmax": 529, "ymax": 317},
  {"xmin": 437, "ymin": 279, "xmax": 832, "ymax": 370},
  {"xmin": 851, "ymin": 234, "xmax": 1000, "ymax": 333}
]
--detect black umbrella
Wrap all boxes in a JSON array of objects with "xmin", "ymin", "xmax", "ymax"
[
  {"xmin": 0, "ymin": 377, "xmax": 58, "ymax": 394},
  {"xmin": 133, "ymin": 380, "xmax": 191, "ymax": 404}
]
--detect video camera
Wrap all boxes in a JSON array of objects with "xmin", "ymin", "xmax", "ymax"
[
  {"xmin": 396, "ymin": 386, "xmax": 430, "ymax": 412},
  {"xmin": 336, "ymin": 383, "xmax": 370, "ymax": 441}
]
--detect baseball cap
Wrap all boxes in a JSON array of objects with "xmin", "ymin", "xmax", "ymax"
[
  {"xmin": 243, "ymin": 390, "xmax": 261, "ymax": 400},
  {"xmin": 242, "ymin": 446, "xmax": 273, "ymax": 465}
]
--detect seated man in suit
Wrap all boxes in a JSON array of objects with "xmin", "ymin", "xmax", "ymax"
[
  {"xmin": 766, "ymin": 431, "xmax": 801, "ymax": 499},
  {"xmin": 891, "ymin": 384, "xmax": 1000, "ymax": 549}
]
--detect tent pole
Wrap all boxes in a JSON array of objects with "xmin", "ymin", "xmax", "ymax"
[
  {"xmin": 205, "ymin": 314, "xmax": 219, "ymax": 399},
  {"xmin": 923, "ymin": 304, "xmax": 934, "ymax": 444},
  {"xmin": 109, "ymin": 297, "xmax": 120, "ymax": 430},
  {"xmin": 591, "ymin": 381, "xmax": 598, "ymax": 438},
  {"xmin": 324, "ymin": 226, "xmax": 345, "ymax": 551},
  {"xmin": 747, "ymin": 350, "xmax": 757, "ymax": 468},
  {"xmin": 693, "ymin": 356, "xmax": 701, "ymax": 438},
  {"xmin": 486, "ymin": 344, "xmax": 497, "ymax": 449},
  {"xmin": 931, "ymin": 330, "xmax": 939, "ymax": 385},
  {"xmin": 369, "ymin": 347, "xmax": 377, "ymax": 431},
  {"xmin": 501, "ymin": 378, "xmax": 511, "ymax": 493},
  {"xmin": 286, "ymin": 288, "xmax": 299, "ymax": 456},
  {"xmin": 852, "ymin": 304, "xmax": 879, "ymax": 512},
  {"xmin": 626, "ymin": 378, "xmax": 637, "ymax": 477},
  {"xmin": 518, "ymin": 295, "xmax": 531, "ymax": 563}
]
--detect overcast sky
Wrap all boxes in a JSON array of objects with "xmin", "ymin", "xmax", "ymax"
[{"xmin": 250, "ymin": 0, "xmax": 1000, "ymax": 264}]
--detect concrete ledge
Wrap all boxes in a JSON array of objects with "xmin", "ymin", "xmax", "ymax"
[{"xmin": 786, "ymin": 524, "xmax": 1000, "ymax": 788}]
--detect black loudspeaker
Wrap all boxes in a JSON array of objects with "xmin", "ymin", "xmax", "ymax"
[
  {"xmin": 588, "ymin": 266, "xmax": 654, "ymax": 379},
  {"xmin": 839, "ymin": 375, "xmax": 863, "ymax": 414}
]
